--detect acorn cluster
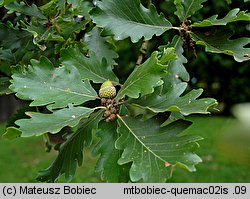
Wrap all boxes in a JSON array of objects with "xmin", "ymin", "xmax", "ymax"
[
  {"xmin": 179, "ymin": 19, "xmax": 196, "ymax": 56},
  {"xmin": 99, "ymin": 80, "xmax": 119, "ymax": 122},
  {"xmin": 101, "ymin": 98, "xmax": 119, "ymax": 122}
]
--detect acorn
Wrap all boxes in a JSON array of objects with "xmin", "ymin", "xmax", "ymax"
[
  {"xmin": 110, "ymin": 107, "xmax": 117, "ymax": 114},
  {"xmin": 99, "ymin": 80, "xmax": 116, "ymax": 98},
  {"xmin": 106, "ymin": 114, "xmax": 117, "ymax": 122},
  {"xmin": 104, "ymin": 110, "xmax": 112, "ymax": 118},
  {"xmin": 101, "ymin": 98, "xmax": 107, "ymax": 105},
  {"xmin": 109, "ymin": 114, "xmax": 117, "ymax": 121}
]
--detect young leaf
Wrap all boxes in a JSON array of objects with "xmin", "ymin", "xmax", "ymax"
[
  {"xmin": 115, "ymin": 51, "xmax": 166, "ymax": 100},
  {"xmin": 129, "ymin": 82, "xmax": 217, "ymax": 116},
  {"xmin": 36, "ymin": 110, "xmax": 103, "ymax": 182},
  {"xmin": 159, "ymin": 36, "xmax": 189, "ymax": 84},
  {"xmin": 2, "ymin": 127, "xmax": 22, "ymax": 140},
  {"xmin": 90, "ymin": 0, "xmax": 172, "ymax": 42},
  {"xmin": 127, "ymin": 41, "xmax": 217, "ymax": 119},
  {"xmin": 174, "ymin": 0, "xmax": 207, "ymax": 21},
  {"xmin": 15, "ymin": 106, "xmax": 94, "ymax": 137},
  {"xmin": 191, "ymin": 28, "xmax": 250, "ymax": 62},
  {"xmin": 92, "ymin": 121, "xmax": 130, "ymax": 182},
  {"xmin": 116, "ymin": 116, "xmax": 202, "ymax": 182},
  {"xmin": 60, "ymin": 46, "xmax": 119, "ymax": 84},
  {"xmin": 84, "ymin": 27, "xmax": 119, "ymax": 66},
  {"xmin": 193, "ymin": 9, "xmax": 250, "ymax": 27},
  {"xmin": 10, "ymin": 56, "xmax": 98, "ymax": 110}
]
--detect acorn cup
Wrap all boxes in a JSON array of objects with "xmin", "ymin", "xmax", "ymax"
[
  {"xmin": 99, "ymin": 80, "xmax": 119, "ymax": 122},
  {"xmin": 99, "ymin": 80, "xmax": 116, "ymax": 99}
]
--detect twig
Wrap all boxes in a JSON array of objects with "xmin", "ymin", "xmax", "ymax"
[
  {"xmin": 136, "ymin": 39, "xmax": 148, "ymax": 66},
  {"xmin": 45, "ymin": 4, "xmax": 72, "ymax": 27},
  {"xmin": 147, "ymin": 0, "xmax": 152, "ymax": 7}
]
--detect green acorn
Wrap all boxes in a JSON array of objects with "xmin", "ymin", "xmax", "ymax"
[{"xmin": 99, "ymin": 80, "xmax": 116, "ymax": 98}]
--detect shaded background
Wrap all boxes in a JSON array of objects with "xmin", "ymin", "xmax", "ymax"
[{"xmin": 0, "ymin": 0, "xmax": 250, "ymax": 182}]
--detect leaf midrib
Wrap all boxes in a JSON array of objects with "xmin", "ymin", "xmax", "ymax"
[{"xmin": 117, "ymin": 115, "xmax": 167, "ymax": 164}]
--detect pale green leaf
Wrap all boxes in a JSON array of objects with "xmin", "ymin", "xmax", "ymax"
[
  {"xmin": 2, "ymin": 127, "xmax": 22, "ymax": 140},
  {"xmin": 10, "ymin": 56, "xmax": 98, "ymax": 110},
  {"xmin": 115, "ymin": 51, "xmax": 166, "ymax": 100},
  {"xmin": 159, "ymin": 36, "xmax": 189, "ymax": 84},
  {"xmin": 158, "ymin": 47, "xmax": 177, "ymax": 64},
  {"xmin": 191, "ymin": 28, "xmax": 250, "ymax": 62},
  {"xmin": 193, "ymin": 8, "xmax": 250, "ymax": 27},
  {"xmin": 60, "ymin": 46, "xmax": 119, "ymax": 84},
  {"xmin": 15, "ymin": 106, "xmax": 94, "ymax": 137},
  {"xmin": 90, "ymin": 0, "xmax": 172, "ymax": 42},
  {"xmin": 37, "ymin": 110, "xmax": 103, "ymax": 182},
  {"xmin": 116, "ymin": 116, "xmax": 202, "ymax": 182},
  {"xmin": 174, "ymin": 0, "xmax": 207, "ymax": 21}
]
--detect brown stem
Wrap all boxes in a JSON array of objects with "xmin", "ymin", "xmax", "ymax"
[
  {"xmin": 136, "ymin": 39, "xmax": 148, "ymax": 66},
  {"xmin": 45, "ymin": 4, "xmax": 72, "ymax": 27},
  {"xmin": 147, "ymin": 0, "xmax": 152, "ymax": 7}
]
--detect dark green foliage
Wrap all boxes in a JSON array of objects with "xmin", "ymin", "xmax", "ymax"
[{"xmin": 0, "ymin": 0, "xmax": 249, "ymax": 182}]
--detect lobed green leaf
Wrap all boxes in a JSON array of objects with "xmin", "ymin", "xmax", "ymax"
[
  {"xmin": 84, "ymin": 27, "xmax": 119, "ymax": 66},
  {"xmin": 191, "ymin": 28, "xmax": 250, "ymax": 62},
  {"xmin": 15, "ymin": 106, "xmax": 94, "ymax": 137},
  {"xmin": 90, "ymin": 0, "xmax": 172, "ymax": 42},
  {"xmin": 159, "ymin": 36, "xmax": 189, "ymax": 84},
  {"xmin": 116, "ymin": 116, "xmax": 202, "ymax": 182},
  {"xmin": 36, "ymin": 110, "xmax": 103, "ymax": 182},
  {"xmin": 60, "ymin": 46, "xmax": 119, "ymax": 84},
  {"xmin": 10, "ymin": 56, "xmax": 98, "ymax": 110},
  {"xmin": 92, "ymin": 121, "xmax": 130, "ymax": 182},
  {"xmin": 193, "ymin": 8, "xmax": 250, "ymax": 27},
  {"xmin": 2, "ymin": 127, "xmax": 22, "ymax": 140},
  {"xmin": 130, "ymin": 82, "xmax": 217, "ymax": 116},
  {"xmin": 115, "ymin": 51, "xmax": 166, "ymax": 100},
  {"xmin": 5, "ymin": 2, "xmax": 47, "ymax": 20},
  {"xmin": 174, "ymin": 0, "xmax": 207, "ymax": 22}
]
